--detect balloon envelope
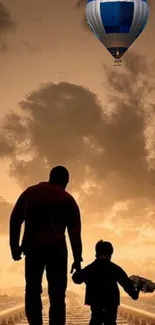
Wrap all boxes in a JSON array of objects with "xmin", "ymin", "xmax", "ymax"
[{"xmin": 86, "ymin": 0, "xmax": 149, "ymax": 60}]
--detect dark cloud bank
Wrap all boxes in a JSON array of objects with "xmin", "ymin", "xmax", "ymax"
[
  {"xmin": 0, "ymin": 2, "xmax": 14, "ymax": 32},
  {"xmin": 0, "ymin": 2, "xmax": 15, "ymax": 51},
  {"xmin": 0, "ymin": 197, "xmax": 13, "ymax": 234},
  {"xmin": 0, "ymin": 52, "xmax": 155, "ymax": 237}
]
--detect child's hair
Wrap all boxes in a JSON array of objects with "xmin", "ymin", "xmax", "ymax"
[{"xmin": 95, "ymin": 240, "xmax": 114, "ymax": 257}]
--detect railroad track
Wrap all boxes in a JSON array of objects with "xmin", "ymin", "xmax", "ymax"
[
  {"xmin": 18, "ymin": 304, "xmax": 129, "ymax": 325},
  {"xmin": 1, "ymin": 292, "xmax": 155, "ymax": 325}
]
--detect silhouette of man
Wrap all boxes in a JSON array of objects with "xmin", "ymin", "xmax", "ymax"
[
  {"xmin": 9, "ymin": 166, "xmax": 83, "ymax": 325},
  {"xmin": 72, "ymin": 240, "xmax": 140, "ymax": 325}
]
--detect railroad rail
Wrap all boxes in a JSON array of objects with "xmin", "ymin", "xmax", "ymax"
[
  {"xmin": 0, "ymin": 296, "xmax": 155, "ymax": 325},
  {"xmin": 118, "ymin": 303, "xmax": 155, "ymax": 325},
  {"xmin": 0, "ymin": 297, "xmax": 48, "ymax": 325}
]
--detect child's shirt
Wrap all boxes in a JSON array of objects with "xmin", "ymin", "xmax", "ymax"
[{"xmin": 72, "ymin": 258, "xmax": 138, "ymax": 307}]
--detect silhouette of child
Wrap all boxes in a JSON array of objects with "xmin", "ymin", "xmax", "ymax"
[{"xmin": 72, "ymin": 240, "xmax": 140, "ymax": 325}]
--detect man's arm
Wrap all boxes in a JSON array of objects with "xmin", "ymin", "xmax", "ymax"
[
  {"xmin": 117, "ymin": 267, "xmax": 140, "ymax": 300},
  {"xmin": 67, "ymin": 197, "xmax": 83, "ymax": 272},
  {"xmin": 9, "ymin": 192, "xmax": 26, "ymax": 260}
]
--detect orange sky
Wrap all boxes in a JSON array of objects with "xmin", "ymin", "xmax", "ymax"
[{"xmin": 0, "ymin": 0, "xmax": 155, "ymax": 293}]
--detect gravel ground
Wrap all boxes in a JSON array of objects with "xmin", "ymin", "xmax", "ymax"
[
  {"xmin": 121, "ymin": 297, "xmax": 155, "ymax": 313},
  {"xmin": 0, "ymin": 297, "xmax": 24, "ymax": 312}
]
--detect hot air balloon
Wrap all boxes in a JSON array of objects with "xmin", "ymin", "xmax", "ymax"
[{"xmin": 86, "ymin": 0, "xmax": 149, "ymax": 65}]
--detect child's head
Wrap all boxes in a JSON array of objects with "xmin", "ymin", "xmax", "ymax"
[{"xmin": 95, "ymin": 240, "xmax": 113, "ymax": 259}]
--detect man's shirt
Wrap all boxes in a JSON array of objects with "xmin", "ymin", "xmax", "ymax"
[{"xmin": 10, "ymin": 182, "xmax": 82, "ymax": 261}]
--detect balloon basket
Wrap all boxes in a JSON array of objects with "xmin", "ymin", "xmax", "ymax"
[{"xmin": 113, "ymin": 59, "xmax": 122, "ymax": 67}]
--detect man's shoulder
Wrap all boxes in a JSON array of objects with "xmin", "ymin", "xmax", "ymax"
[
  {"xmin": 20, "ymin": 183, "xmax": 44, "ymax": 198},
  {"xmin": 64, "ymin": 190, "xmax": 79, "ymax": 206},
  {"xmin": 23, "ymin": 183, "xmax": 39, "ymax": 194},
  {"xmin": 21, "ymin": 183, "xmax": 78, "ymax": 207},
  {"xmin": 65, "ymin": 191, "xmax": 75, "ymax": 200}
]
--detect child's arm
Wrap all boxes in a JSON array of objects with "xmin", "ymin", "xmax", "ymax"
[{"xmin": 117, "ymin": 267, "xmax": 140, "ymax": 300}]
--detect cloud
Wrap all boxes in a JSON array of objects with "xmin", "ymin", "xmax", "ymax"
[
  {"xmin": 0, "ymin": 51, "xmax": 155, "ymax": 236},
  {"xmin": 0, "ymin": 197, "xmax": 13, "ymax": 234},
  {"xmin": 21, "ymin": 41, "xmax": 41, "ymax": 53},
  {"xmin": 0, "ymin": 2, "xmax": 15, "ymax": 33},
  {"xmin": 76, "ymin": 0, "xmax": 86, "ymax": 8},
  {"xmin": 0, "ymin": 42, "xmax": 9, "ymax": 53},
  {"xmin": 0, "ymin": 2, "xmax": 15, "ymax": 51},
  {"xmin": 118, "ymin": 257, "xmax": 155, "ymax": 279},
  {"xmin": 75, "ymin": 0, "xmax": 90, "ymax": 31}
]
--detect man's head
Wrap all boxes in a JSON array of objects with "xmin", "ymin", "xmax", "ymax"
[
  {"xmin": 95, "ymin": 240, "xmax": 114, "ymax": 260},
  {"xmin": 49, "ymin": 166, "xmax": 69, "ymax": 189}
]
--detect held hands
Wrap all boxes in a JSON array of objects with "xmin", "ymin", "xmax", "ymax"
[
  {"xmin": 70, "ymin": 261, "xmax": 81, "ymax": 274},
  {"xmin": 12, "ymin": 246, "xmax": 23, "ymax": 261}
]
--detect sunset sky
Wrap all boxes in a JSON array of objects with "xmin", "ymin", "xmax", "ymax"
[{"xmin": 0, "ymin": 0, "xmax": 155, "ymax": 294}]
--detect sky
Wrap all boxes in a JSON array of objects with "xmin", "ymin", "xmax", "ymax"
[{"xmin": 0, "ymin": 0, "xmax": 155, "ymax": 294}]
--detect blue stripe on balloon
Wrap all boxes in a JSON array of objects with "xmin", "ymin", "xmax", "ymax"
[
  {"xmin": 100, "ymin": 2, "xmax": 134, "ymax": 34},
  {"xmin": 141, "ymin": 0, "xmax": 147, "ymax": 3},
  {"xmin": 107, "ymin": 47, "xmax": 128, "ymax": 59},
  {"xmin": 87, "ymin": 0, "xmax": 94, "ymax": 3}
]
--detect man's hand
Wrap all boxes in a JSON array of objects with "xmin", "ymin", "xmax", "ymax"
[
  {"xmin": 70, "ymin": 261, "xmax": 81, "ymax": 274},
  {"xmin": 12, "ymin": 246, "xmax": 22, "ymax": 261}
]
